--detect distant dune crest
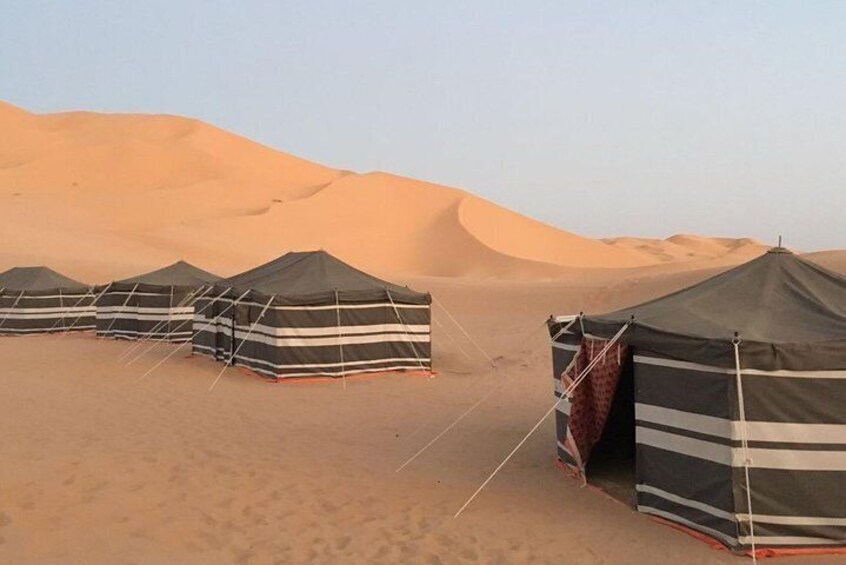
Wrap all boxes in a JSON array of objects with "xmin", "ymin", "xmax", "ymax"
[{"xmin": 0, "ymin": 101, "xmax": 771, "ymax": 281}]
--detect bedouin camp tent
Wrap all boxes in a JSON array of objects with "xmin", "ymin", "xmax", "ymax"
[
  {"xmin": 192, "ymin": 250, "xmax": 431, "ymax": 379},
  {"xmin": 0, "ymin": 266, "xmax": 95, "ymax": 335},
  {"xmin": 548, "ymin": 248, "xmax": 846, "ymax": 555},
  {"xmin": 96, "ymin": 261, "xmax": 221, "ymax": 343}
]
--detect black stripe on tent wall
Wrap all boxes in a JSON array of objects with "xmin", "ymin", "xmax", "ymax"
[
  {"xmin": 636, "ymin": 444, "xmax": 736, "ymax": 516},
  {"xmin": 734, "ymin": 467, "xmax": 846, "ymax": 520},
  {"xmin": 193, "ymin": 344, "xmax": 425, "ymax": 379},
  {"xmin": 193, "ymin": 298, "xmax": 429, "ymax": 326},
  {"xmin": 97, "ymin": 290, "xmax": 196, "ymax": 308},
  {"xmin": 635, "ymin": 355, "xmax": 732, "ymax": 419},
  {"xmin": 737, "ymin": 521, "xmax": 846, "ymax": 547},
  {"xmin": 2, "ymin": 294, "xmax": 94, "ymax": 308},
  {"xmin": 636, "ymin": 489, "xmax": 739, "ymax": 543},
  {"xmin": 228, "ymin": 335, "xmax": 429, "ymax": 368},
  {"xmin": 97, "ymin": 316, "xmax": 193, "ymax": 342},
  {"xmin": 0, "ymin": 315, "xmax": 95, "ymax": 331},
  {"xmin": 741, "ymin": 375, "xmax": 846, "ymax": 425}
]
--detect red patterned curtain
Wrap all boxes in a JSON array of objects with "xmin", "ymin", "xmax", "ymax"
[{"xmin": 560, "ymin": 336, "xmax": 629, "ymax": 477}]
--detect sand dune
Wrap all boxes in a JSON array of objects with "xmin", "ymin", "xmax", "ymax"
[{"xmin": 0, "ymin": 101, "xmax": 769, "ymax": 282}]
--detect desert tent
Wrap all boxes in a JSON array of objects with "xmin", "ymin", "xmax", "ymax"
[
  {"xmin": 192, "ymin": 250, "xmax": 431, "ymax": 379},
  {"xmin": 96, "ymin": 261, "xmax": 221, "ymax": 342},
  {"xmin": 548, "ymin": 248, "xmax": 846, "ymax": 554},
  {"xmin": 0, "ymin": 266, "xmax": 95, "ymax": 335}
]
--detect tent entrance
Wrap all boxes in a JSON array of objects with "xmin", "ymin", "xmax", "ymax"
[{"xmin": 585, "ymin": 353, "xmax": 637, "ymax": 507}]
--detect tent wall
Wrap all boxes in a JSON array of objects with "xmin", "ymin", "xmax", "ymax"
[
  {"xmin": 0, "ymin": 289, "xmax": 95, "ymax": 335},
  {"xmin": 729, "ymin": 366, "xmax": 846, "ymax": 549},
  {"xmin": 96, "ymin": 286, "xmax": 197, "ymax": 342},
  {"xmin": 632, "ymin": 353, "xmax": 739, "ymax": 548},
  {"xmin": 551, "ymin": 329, "xmax": 581, "ymax": 467},
  {"xmin": 193, "ymin": 295, "xmax": 431, "ymax": 379}
]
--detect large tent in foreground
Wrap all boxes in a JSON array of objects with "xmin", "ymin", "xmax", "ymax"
[
  {"xmin": 0, "ymin": 266, "xmax": 94, "ymax": 335},
  {"xmin": 548, "ymin": 248, "xmax": 846, "ymax": 555},
  {"xmin": 96, "ymin": 261, "xmax": 221, "ymax": 342},
  {"xmin": 192, "ymin": 250, "xmax": 431, "ymax": 379}
]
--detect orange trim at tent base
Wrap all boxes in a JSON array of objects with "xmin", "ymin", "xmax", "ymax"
[
  {"xmin": 234, "ymin": 365, "xmax": 435, "ymax": 385},
  {"xmin": 554, "ymin": 458, "xmax": 846, "ymax": 559},
  {"xmin": 185, "ymin": 353, "xmax": 434, "ymax": 385}
]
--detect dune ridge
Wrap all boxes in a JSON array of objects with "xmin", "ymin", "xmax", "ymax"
[{"xmin": 0, "ymin": 101, "xmax": 770, "ymax": 282}]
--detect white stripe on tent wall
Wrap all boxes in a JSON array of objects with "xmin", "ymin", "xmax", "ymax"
[
  {"xmin": 637, "ymin": 403, "xmax": 846, "ymax": 444},
  {"xmin": 200, "ymin": 329, "xmax": 430, "ymax": 348},
  {"xmin": 552, "ymin": 342, "xmax": 580, "ymax": 352},
  {"xmin": 0, "ymin": 309, "xmax": 96, "ymax": 320},
  {"xmin": 197, "ymin": 299, "xmax": 429, "ymax": 312},
  {"xmin": 738, "ymin": 536, "xmax": 844, "ymax": 546},
  {"xmin": 98, "ymin": 306, "xmax": 194, "ymax": 315},
  {"xmin": 98, "ymin": 313, "xmax": 194, "ymax": 322},
  {"xmin": 638, "ymin": 427, "xmax": 846, "ymax": 471},
  {"xmin": 636, "ymin": 484, "xmax": 736, "ymax": 522},
  {"xmin": 193, "ymin": 318, "xmax": 429, "ymax": 338},
  {"xmin": 635, "ymin": 355, "xmax": 846, "ymax": 380}
]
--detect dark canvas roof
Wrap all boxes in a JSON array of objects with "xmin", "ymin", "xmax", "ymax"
[
  {"xmin": 218, "ymin": 251, "xmax": 429, "ymax": 304},
  {"xmin": 0, "ymin": 266, "xmax": 89, "ymax": 292},
  {"xmin": 116, "ymin": 261, "xmax": 221, "ymax": 287},
  {"xmin": 583, "ymin": 249, "xmax": 846, "ymax": 370}
]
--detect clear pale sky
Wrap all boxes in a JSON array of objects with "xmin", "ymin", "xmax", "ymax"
[{"xmin": 3, "ymin": 1, "xmax": 844, "ymax": 250}]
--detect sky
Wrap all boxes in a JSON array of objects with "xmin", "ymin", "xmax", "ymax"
[{"xmin": 2, "ymin": 1, "xmax": 844, "ymax": 250}]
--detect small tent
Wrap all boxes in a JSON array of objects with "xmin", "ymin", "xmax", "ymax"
[
  {"xmin": 548, "ymin": 248, "xmax": 846, "ymax": 554},
  {"xmin": 0, "ymin": 266, "xmax": 94, "ymax": 335},
  {"xmin": 192, "ymin": 250, "xmax": 431, "ymax": 379},
  {"xmin": 96, "ymin": 261, "xmax": 221, "ymax": 342}
]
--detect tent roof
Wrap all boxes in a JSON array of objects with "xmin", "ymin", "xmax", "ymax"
[
  {"xmin": 0, "ymin": 266, "xmax": 89, "ymax": 291},
  {"xmin": 116, "ymin": 260, "xmax": 221, "ymax": 287},
  {"xmin": 583, "ymin": 249, "xmax": 846, "ymax": 369},
  {"xmin": 219, "ymin": 250, "xmax": 429, "ymax": 304}
]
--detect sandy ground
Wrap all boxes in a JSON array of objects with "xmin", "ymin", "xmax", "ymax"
[{"xmin": 2, "ymin": 273, "xmax": 843, "ymax": 565}]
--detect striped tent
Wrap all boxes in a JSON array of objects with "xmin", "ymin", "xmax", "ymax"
[
  {"xmin": 548, "ymin": 248, "xmax": 846, "ymax": 554},
  {"xmin": 0, "ymin": 266, "xmax": 94, "ymax": 335},
  {"xmin": 96, "ymin": 261, "xmax": 221, "ymax": 342},
  {"xmin": 192, "ymin": 250, "xmax": 431, "ymax": 379}
]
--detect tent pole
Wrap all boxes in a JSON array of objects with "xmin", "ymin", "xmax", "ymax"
[
  {"xmin": 59, "ymin": 288, "xmax": 65, "ymax": 332},
  {"xmin": 207, "ymin": 296, "xmax": 274, "ymax": 392},
  {"xmin": 335, "ymin": 290, "xmax": 346, "ymax": 390},
  {"xmin": 733, "ymin": 337, "xmax": 758, "ymax": 564},
  {"xmin": 136, "ymin": 289, "xmax": 249, "ymax": 382},
  {"xmin": 452, "ymin": 322, "xmax": 630, "ymax": 518}
]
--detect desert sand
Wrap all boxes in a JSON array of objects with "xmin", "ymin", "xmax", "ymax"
[{"xmin": 1, "ymin": 102, "xmax": 842, "ymax": 564}]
